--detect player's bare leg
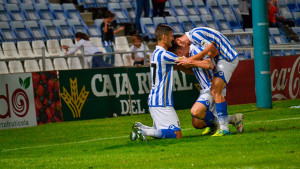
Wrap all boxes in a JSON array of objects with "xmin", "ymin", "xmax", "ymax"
[{"xmin": 211, "ymin": 76, "xmax": 230, "ymax": 136}]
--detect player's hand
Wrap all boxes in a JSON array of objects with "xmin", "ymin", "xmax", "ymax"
[{"xmin": 175, "ymin": 57, "xmax": 194, "ymax": 68}]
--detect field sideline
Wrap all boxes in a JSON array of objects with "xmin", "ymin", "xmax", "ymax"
[{"xmin": 1, "ymin": 99, "xmax": 300, "ymax": 169}]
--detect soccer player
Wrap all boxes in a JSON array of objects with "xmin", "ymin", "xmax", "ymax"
[
  {"xmin": 169, "ymin": 38, "xmax": 243, "ymax": 135},
  {"xmin": 130, "ymin": 24, "xmax": 182, "ymax": 141},
  {"xmin": 175, "ymin": 27, "xmax": 239, "ymax": 136}
]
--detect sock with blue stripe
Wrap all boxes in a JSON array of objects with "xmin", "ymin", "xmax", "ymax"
[
  {"xmin": 216, "ymin": 101, "xmax": 229, "ymax": 131},
  {"xmin": 142, "ymin": 129, "xmax": 177, "ymax": 139}
]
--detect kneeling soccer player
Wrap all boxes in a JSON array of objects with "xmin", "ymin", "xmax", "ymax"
[{"xmin": 130, "ymin": 24, "xmax": 182, "ymax": 141}]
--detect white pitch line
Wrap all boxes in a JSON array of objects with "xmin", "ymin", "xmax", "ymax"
[{"xmin": 2, "ymin": 117, "xmax": 300, "ymax": 152}]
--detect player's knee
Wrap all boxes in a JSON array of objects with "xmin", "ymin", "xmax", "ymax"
[
  {"xmin": 191, "ymin": 107, "xmax": 199, "ymax": 118},
  {"xmin": 210, "ymin": 89, "xmax": 221, "ymax": 98}
]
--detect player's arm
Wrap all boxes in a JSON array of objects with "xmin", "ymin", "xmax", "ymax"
[
  {"xmin": 174, "ymin": 65, "xmax": 194, "ymax": 75},
  {"xmin": 190, "ymin": 43, "xmax": 219, "ymax": 60},
  {"xmin": 192, "ymin": 59, "xmax": 214, "ymax": 70}
]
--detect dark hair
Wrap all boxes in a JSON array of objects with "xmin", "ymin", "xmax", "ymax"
[
  {"xmin": 75, "ymin": 32, "xmax": 90, "ymax": 40},
  {"xmin": 103, "ymin": 11, "xmax": 115, "ymax": 19},
  {"xmin": 168, "ymin": 34, "xmax": 183, "ymax": 53},
  {"xmin": 132, "ymin": 34, "xmax": 143, "ymax": 41},
  {"xmin": 155, "ymin": 24, "xmax": 173, "ymax": 40}
]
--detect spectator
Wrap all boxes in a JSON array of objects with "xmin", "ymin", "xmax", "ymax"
[
  {"xmin": 62, "ymin": 32, "xmax": 110, "ymax": 68},
  {"xmin": 152, "ymin": 0, "xmax": 167, "ymax": 17},
  {"xmin": 135, "ymin": 0, "xmax": 150, "ymax": 34},
  {"xmin": 267, "ymin": 0, "xmax": 299, "ymax": 42},
  {"xmin": 238, "ymin": 0, "xmax": 252, "ymax": 28},
  {"xmin": 130, "ymin": 34, "xmax": 150, "ymax": 67},
  {"xmin": 101, "ymin": 11, "xmax": 125, "ymax": 65}
]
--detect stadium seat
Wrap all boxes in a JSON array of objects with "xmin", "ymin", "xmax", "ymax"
[
  {"xmin": 67, "ymin": 19, "xmax": 83, "ymax": 27},
  {"xmin": 9, "ymin": 61, "xmax": 24, "ymax": 73},
  {"xmin": 14, "ymin": 28, "xmax": 33, "ymax": 42},
  {"xmin": 153, "ymin": 17, "xmax": 166, "ymax": 27},
  {"xmin": 225, "ymin": 13, "xmax": 242, "ymax": 29},
  {"xmin": 0, "ymin": 5, "xmax": 11, "ymax": 22},
  {"xmin": 95, "ymin": 19, "xmax": 103, "ymax": 28},
  {"xmin": 297, "ymin": 0, "xmax": 300, "ymax": 9},
  {"xmin": 36, "ymin": 0, "xmax": 49, "ymax": 3},
  {"xmin": 47, "ymin": 39, "xmax": 64, "ymax": 56},
  {"xmin": 278, "ymin": 0, "xmax": 289, "ymax": 14},
  {"xmin": 63, "ymin": 4, "xmax": 82, "ymax": 20},
  {"xmin": 221, "ymin": 29, "xmax": 241, "ymax": 47},
  {"xmin": 233, "ymin": 29, "xmax": 251, "ymax": 47},
  {"xmin": 90, "ymin": 37, "xmax": 106, "ymax": 53},
  {"xmin": 53, "ymin": 19, "xmax": 68, "ymax": 27},
  {"xmin": 50, "ymin": 4, "xmax": 68, "ymax": 20},
  {"xmin": 177, "ymin": 16, "xmax": 195, "ymax": 32},
  {"xmin": 24, "ymin": 20, "xmax": 39, "ymax": 29},
  {"xmin": 39, "ymin": 59, "xmax": 54, "ymax": 71},
  {"xmin": 0, "ymin": 46, "xmax": 5, "ymax": 59},
  {"xmin": 0, "ymin": 61, "xmax": 9, "ymax": 74},
  {"xmin": 164, "ymin": 2, "xmax": 175, "ymax": 16},
  {"xmin": 291, "ymin": 26, "xmax": 300, "ymax": 36},
  {"xmin": 189, "ymin": 15, "xmax": 206, "ymax": 27},
  {"xmin": 294, "ymin": 11, "xmax": 300, "ymax": 25},
  {"xmin": 218, "ymin": 0, "xmax": 232, "ymax": 14},
  {"xmin": 80, "ymin": 0, "xmax": 97, "ymax": 8},
  {"xmin": 140, "ymin": 17, "xmax": 155, "ymax": 39},
  {"xmin": 20, "ymin": 0, "xmax": 36, "ymax": 3},
  {"xmin": 39, "ymin": 20, "xmax": 54, "ymax": 27},
  {"xmin": 35, "ymin": 3, "xmax": 54, "ymax": 20},
  {"xmin": 269, "ymin": 27, "xmax": 288, "ymax": 44},
  {"xmin": 282, "ymin": 11, "xmax": 294, "ymax": 20},
  {"xmin": 114, "ymin": 36, "xmax": 132, "ymax": 66},
  {"xmin": 58, "ymin": 25, "xmax": 74, "ymax": 39},
  {"xmin": 87, "ymin": 25, "xmax": 101, "ymax": 37},
  {"xmin": 202, "ymin": 15, "xmax": 220, "ymax": 30},
  {"xmin": 206, "ymin": 0, "xmax": 222, "ymax": 16},
  {"xmin": 108, "ymin": 3, "xmax": 130, "ymax": 23},
  {"xmin": 44, "ymin": 26, "xmax": 62, "ymax": 40},
  {"xmin": 0, "ymin": 29, "xmax": 18, "ymax": 42},
  {"xmin": 6, "ymin": 4, "xmax": 26, "ymax": 21},
  {"xmin": 20, "ymin": 3, "xmax": 41, "ymax": 20},
  {"xmin": 53, "ymin": 58, "xmax": 68, "ymax": 70},
  {"xmin": 286, "ymin": 0, "xmax": 300, "ymax": 12},
  {"xmin": 214, "ymin": 13, "xmax": 230, "ymax": 30},
  {"xmin": 121, "ymin": 2, "xmax": 135, "ymax": 22},
  {"xmin": 67, "ymin": 57, "xmax": 82, "ymax": 69},
  {"xmin": 165, "ymin": 16, "xmax": 184, "ymax": 34},
  {"xmin": 2, "ymin": 42, "xmax": 20, "ymax": 58},
  {"xmin": 95, "ymin": 0, "xmax": 108, "ymax": 8},
  {"xmin": 182, "ymin": 0, "xmax": 199, "ymax": 15},
  {"xmin": 24, "ymin": 60, "xmax": 40, "ymax": 72},
  {"xmin": 170, "ymin": 0, "xmax": 187, "ymax": 16},
  {"xmin": 72, "ymin": 25, "xmax": 89, "ymax": 35},
  {"xmin": 29, "ymin": 27, "xmax": 47, "ymax": 41},
  {"xmin": 193, "ymin": 0, "xmax": 210, "ymax": 15},
  {"xmin": 17, "ymin": 41, "xmax": 35, "ymax": 58},
  {"xmin": 32, "ymin": 40, "xmax": 49, "ymax": 57}
]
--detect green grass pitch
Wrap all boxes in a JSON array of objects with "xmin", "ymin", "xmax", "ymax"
[{"xmin": 1, "ymin": 99, "xmax": 300, "ymax": 169}]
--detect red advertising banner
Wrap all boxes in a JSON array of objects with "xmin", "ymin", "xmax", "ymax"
[
  {"xmin": 32, "ymin": 71, "xmax": 63, "ymax": 124},
  {"xmin": 226, "ymin": 55, "xmax": 300, "ymax": 105}
]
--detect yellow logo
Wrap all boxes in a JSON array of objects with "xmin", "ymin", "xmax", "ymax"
[
  {"xmin": 61, "ymin": 78, "xmax": 89, "ymax": 118},
  {"xmin": 194, "ymin": 83, "xmax": 201, "ymax": 92}
]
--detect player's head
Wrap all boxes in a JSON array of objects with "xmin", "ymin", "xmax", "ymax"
[
  {"xmin": 169, "ymin": 34, "xmax": 190, "ymax": 57},
  {"xmin": 155, "ymin": 24, "xmax": 173, "ymax": 48},
  {"xmin": 175, "ymin": 32, "xmax": 191, "ymax": 47}
]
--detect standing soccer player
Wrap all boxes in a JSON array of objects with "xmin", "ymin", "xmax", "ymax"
[
  {"xmin": 169, "ymin": 39, "xmax": 243, "ymax": 135},
  {"xmin": 176, "ymin": 27, "xmax": 239, "ymax": 136},
  {"xmin": 130, "ymin": 24, "xmax": 182, "ymax": 141}
]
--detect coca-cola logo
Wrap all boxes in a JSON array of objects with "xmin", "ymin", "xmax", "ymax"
[{"xmin": 271, "ymin": 56, "xmax": 300, "ymax": 100}]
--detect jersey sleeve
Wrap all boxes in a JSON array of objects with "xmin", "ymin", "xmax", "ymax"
[
  {"xmin": 163, "ymin": 51, "xmax": 178, "ymax": 64},
  {"xmin": 189, "ymin": 29, "xmax": 219, "ymax": 51}
]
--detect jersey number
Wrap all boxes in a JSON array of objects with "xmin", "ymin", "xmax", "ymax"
[{"xmin": 150, "ymin": 63, "xmax": 157, "ymax": 87}]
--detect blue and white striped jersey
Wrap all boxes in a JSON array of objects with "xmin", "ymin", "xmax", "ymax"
[
  {"xmin": 186, "ymin": 27, "xmax": 238, "ymax": 62},
  {"xmin": 190, "ymin": 45, "xmax": 214, "ymax": 90},
  {"xmin": 148, "ymin": 46, "xmax": 178, "ymax": 107}
]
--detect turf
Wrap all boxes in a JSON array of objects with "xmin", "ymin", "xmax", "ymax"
[{"xmin": 1, "ymin": 99, "xmax": 300, "ymax": 169}]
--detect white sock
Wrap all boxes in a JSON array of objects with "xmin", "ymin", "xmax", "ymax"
[
  {"xmin": 138, "ymin": 123, "xmax": 153, "ymax": 129},
  {"xmin": 142, "ymin": 129, "xmax": 161, "ymax": 138},
  {"xmin": 228, "ymin": 115, "xmax": 237, "ymax": 124}
]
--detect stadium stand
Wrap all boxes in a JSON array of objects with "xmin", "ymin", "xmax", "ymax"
[
  {"xmin": 9, "ymin": 60, "xmax": 24, "ymax": 73},
  {"xmin": 17, "ymin": 41, "xmax": 35, "ymax": 58},
  {"xmin": 47, "ymin": 39, "xmax": 64, "ymax": 56},
  {"xmin": 24, "ymin": 59, "xmax": 40, "ymax": 72},
  {"xmin": 39, "ymin": 59, "xmax": 54, "ymax": 71},
  {"xmin": 53, "ymin": 58, "xmax": 68, "ymax": 70},
  {"xmin": 165, "ymin": 16, "xmax": 184, "ymax": 34},
  {"xmin": 2, "ymin": 42, "xmax": 20, "ymax": 58}
]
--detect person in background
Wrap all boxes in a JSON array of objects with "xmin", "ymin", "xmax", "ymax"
[
  {"xmin": 62, "ymin": 32, "xmax": 110, "ymax": 68},
  {"xmin": 101, "ymin": 11, "xmax": 125, "ymax": 66},
  {"xmin": 152, "ymin": 0, "xmax": 167, "ymax": 17},
  {"xmin": 238, "ymin": 0, "xmax": 252, "ymax": 29},
  {"xmin": 135, "ymin": 0, "xmax": 150, "ymax": 34},
  {"xmin": 267, "ymin": 0, "xmax": 299, "ymax": 42},
  {"xmin": 130, "ymin": 34, "xmax": 150, "ymax": 67}
]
